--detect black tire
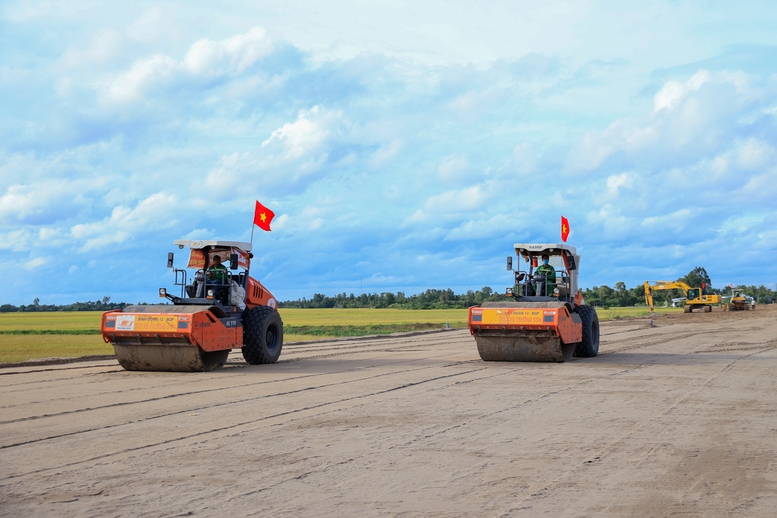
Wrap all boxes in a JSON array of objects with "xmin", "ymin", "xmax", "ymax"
[
  {"xmin": 573, "ymin": 305, "xmax": 599, "ymax": 358},
  {"xmin": 242, "ymin": 306, "xmax": 284, "ymax": 365}
]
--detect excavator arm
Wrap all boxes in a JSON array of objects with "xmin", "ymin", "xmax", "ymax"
[
  {"xmin": 644, "ymin": 281, "xmax": 692, "ymax": 310},
  {"xmin": 644, "ymin": 280, "xmax": 720, "ymax": 312}
]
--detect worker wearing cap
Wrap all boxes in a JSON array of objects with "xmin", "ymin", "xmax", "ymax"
[
  {"xmin": 207, "ymin": 255, "xmax": 228, "ymax": 284},
  {"xmin": 535, "ymin": 254, "xmax": 556, "ymax": 296}
]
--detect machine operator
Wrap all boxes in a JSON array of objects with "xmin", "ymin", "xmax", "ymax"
[{"xmin": 534, "ymin": 254, "xmax": 556, "ymax": 296}]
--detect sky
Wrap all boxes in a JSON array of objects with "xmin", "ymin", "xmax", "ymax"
[{"xmin": 2, "ymin": 0, "xmax": 777, "ymax": 306}]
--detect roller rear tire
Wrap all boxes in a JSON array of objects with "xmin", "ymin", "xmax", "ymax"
[
  {"xmin": 573, "ymin": 305, "xmax": 600, "ymax": 358},
  {"xmin": 242, "ymin": 306, "xmax": 284, "ymax": 365}
]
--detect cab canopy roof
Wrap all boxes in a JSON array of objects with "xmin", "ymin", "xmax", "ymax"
[
  {"xmin": 513, "ymin": 243, "xmax": 577, "ymax": 257},
  {"xmin": 173, "ymin": 239, "xmax": 252, "ymax": 252}
]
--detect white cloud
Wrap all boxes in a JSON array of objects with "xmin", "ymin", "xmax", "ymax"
[
  {"xmin": 741, "ymin": 171, "xmax": 777, "ymax": 200},
  {"xmin": 511, "ymin": 142, "xmax": 539, "ymax": 176},
  {"xmin": 735, "ymin": 138, "xmax": 774, "ymax": 170},
  {"xmin": 272, "ymin": 214, "xmax": 290, "ymax": 230},
  {"xmin": 203, "ymin": 106, "xmax": 342, "ymax": 197},
  {"xmin": 437, "ymin": 154, "xmax": 470, "ymax": 183},
  {"xmin": 604, "ymin": 172, "xmax": 635, "ymax": 201},
  {"xmin": 23, "ymin": 256, "xmax": 48, "ymax": 270},
  {"xmin": 103, "ymin": 26, "xmax": 274, "ymax": 103},
  {"xmin": 425, "ymin": 185, "xmax": 487, "ymax": 213},
  {"xmin": 126, "ymin": 8, "xmax": 163, "ymax": 42},
  {"xmin": 261, "ymin": 106, "xmax": 337, "ymax": 160},
  {"xmin": 106, "ymin": 53, "xmax": 179, "ymax": 103},
  {"xmin": 0, "ymin": 229, "xmax": 35, "ymax": 252},
  {"xmin": 70, "ymin": 193, "xmax": 178, "ymax": 252},
  {"xmin": 0, "ymin": 185, "xmax": 37, "ymax": 221},
  {"xmin": 61, "ymin": 29, "xmax": 122, "ymax": 68},
  {"xmin": 653, "ymin": 70, "xmax": 711, "ymax": 112},
  {"xmin": 369, "ymin": 140, "xmax": 402, "ymax": 169},
  {"xmin": 445, "ymin": 213, "xmax": 518, "ymax": 240},
  {"xmin": 402, "ymin": 209, "xmax": 428, "ymax": 226},
  {"xmin": 641, "ymin": 209, "xmax": 695, "ymax": 230},
  {"xmin": 570, "ymin": 69, "xmax": 774, "ymax": 174},
  {"xmin": 402, "ymin": 186, "xmax": 488, "ymax": 227},
  {"xmin": 183, "ymin": 27, "xmax": 274, "ymax": 76},
  {"xmin": 0, "ymin": 180, "xmax": 98, "ymax": 225}
]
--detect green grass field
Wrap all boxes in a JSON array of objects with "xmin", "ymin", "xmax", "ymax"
[{"xmin": 0, "ymin": 306, "xmax": 682, "ymax": 364}]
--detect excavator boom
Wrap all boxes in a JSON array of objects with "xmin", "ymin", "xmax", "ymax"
[{"xmin": 644, "ymin": 280, "xmax": 721, "ymax": 313}]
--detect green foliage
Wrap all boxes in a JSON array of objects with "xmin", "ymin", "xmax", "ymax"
[
  {"xmin": 284, "ymin": 322, "xmax": 465, "ymax": 337},
  {"xmin": 719, "ymin": 284, "xmax": 775, "ymax": 304},
  {"xmin": 678, "ymin": 266, "xmax": 712, "ymax": 290},
  {"xmin": 279, "ymin": 287, "xmax": 507, "ymax": 309},
  {"xmin": 0, "ymin": 299, "xmax": 129, "ymax": 313},
  {"xmin": 581, "ymin": 267, "xmax": 776, "ymax": 308},
  {"xmin": 2, "ymin": 265, "xmax": 774, "ymax": 314}
]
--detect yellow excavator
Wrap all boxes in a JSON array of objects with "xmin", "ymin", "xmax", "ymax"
[{"xmin": 644, "ymin": 281, "xmax": 722, "ymax": 313}]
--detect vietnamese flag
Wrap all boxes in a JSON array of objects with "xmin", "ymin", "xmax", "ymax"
[
  {"xmin": 253, "ymin": 200, "xmax": 275, "ymax": 231},
  {"xmin": 561, "ymin": 215, "xmax": 570, "ymax": 242}
]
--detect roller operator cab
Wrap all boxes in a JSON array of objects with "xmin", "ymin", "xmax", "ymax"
[
  {"xmin": 468, "ymin": 243, "xmax": 600, "ymax": 362},
  {"xmin": 100, "ymin": 239, "xmax": 284, "ymax": 372}
]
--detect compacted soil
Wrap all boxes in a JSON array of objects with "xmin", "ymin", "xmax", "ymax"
[{"xmin": 1, "ymin": 305, "xmax": 776, "ymax": 516}]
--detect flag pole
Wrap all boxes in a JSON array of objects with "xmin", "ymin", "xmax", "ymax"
[{"xmin": 250, "ymin": 200, "xmax": 256, "ymax": 249}]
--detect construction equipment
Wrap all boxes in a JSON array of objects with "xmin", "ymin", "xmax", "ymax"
[
  {"xmin": 100, "ymin": 239, "xmax": 283, "ymax": 372},
  {"xmin": 468, "ymin": 243, "xmax": 599, "ymax": 362},
  {"xmin": 644, "ymin": 281, "xmax": 721, "ymax": 313},
  {"xmin": 727, "ymin": 288, "xmax": 756, "ymax": 311}
]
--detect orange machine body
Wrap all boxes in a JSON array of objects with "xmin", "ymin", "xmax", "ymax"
[
  {"xmin": 468, "ymin": 304, "xmax": 582, "ymax": 345},
  {"xmin": 245, "ymin": 277, "xmax": 277, "ymax": 309},
  {"xmin": 101, "ymin": 307, "xmax": 241, "ymax": 352}
]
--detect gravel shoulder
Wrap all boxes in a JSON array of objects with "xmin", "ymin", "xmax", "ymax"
[{"xmin": 1, "ymin": 305, "xmax": 776, "ymax": 516}]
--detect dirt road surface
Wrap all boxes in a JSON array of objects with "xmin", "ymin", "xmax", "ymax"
[{"xmin": 2, "ymin": 306, "xmax": 776, "ymax": 516}]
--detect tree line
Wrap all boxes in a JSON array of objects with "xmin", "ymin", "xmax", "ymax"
[
  {"xmin": 280, "ymin": 267, "xmax": 776, "ymax": 308},
  {"xmin": 278, "ymin": 287, "xmax": 506, "ymax": 309},
  {"xmin": 0, "ymin": 297, "xmax": 129, "ymax": 313},
  {"xmin": 2, "ymin": 267, "xmax": 774, "ymax": 311},
  {"xmin": 582, "ymin": 267, "xmax": 776, "ymax": 307}
]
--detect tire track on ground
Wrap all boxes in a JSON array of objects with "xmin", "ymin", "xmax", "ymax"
[
  {"xmin": 497, "ymin": 345, "xmax": 775, "ymax": 516},
  {"xmin": 0, "ymin": 365, "xmax": 490, "ymax": 481},
  {"xmin": 0, "ymin": 333, "xmax": 473, "ymax": 411},
  {"xmin": 219, "ymin": 363, "xmax": 651, "ymax": 505},
  {"xmin": 0, "ymin": 354, "xmax": 475, "ymax": 430}
]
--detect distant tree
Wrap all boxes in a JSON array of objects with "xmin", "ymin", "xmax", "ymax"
[
  {"xmin": 679, "ymin": 267, "xmax": 712, "ymax": 290},
  {"xmin": 33, "ymin": 298, "xmax": 40, "ymax": 306}
]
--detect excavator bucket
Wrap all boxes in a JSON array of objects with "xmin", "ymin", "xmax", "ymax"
[
  {"xmin": 469, "ymin": 302, "xmax": 583, "ymax": 362},
  {"xmin": 101, "ymin": 305, "xmax": 241, "ymax": 372}
]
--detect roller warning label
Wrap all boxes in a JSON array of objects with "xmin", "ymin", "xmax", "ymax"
[
  {"xmin": 481, "ymin": 309, "xmax": 544, "ymax": 325},
  {"xmin": 134, "ymin": 315, "xmax": 180, "ymax": 332}
]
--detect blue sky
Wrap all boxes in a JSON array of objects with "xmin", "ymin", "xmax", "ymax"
[{"xmin": 2, "ymin": 0, "xmax": 777, "ymax": 305}]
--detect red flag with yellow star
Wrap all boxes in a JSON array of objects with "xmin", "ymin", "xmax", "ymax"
[
  {"xmin": 561, "ymin": 215, "xmax": 570, "ymax": 242},
  {"xmin": 253, "ymin": 200, "xmax": 275, "ymax": 231}
]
